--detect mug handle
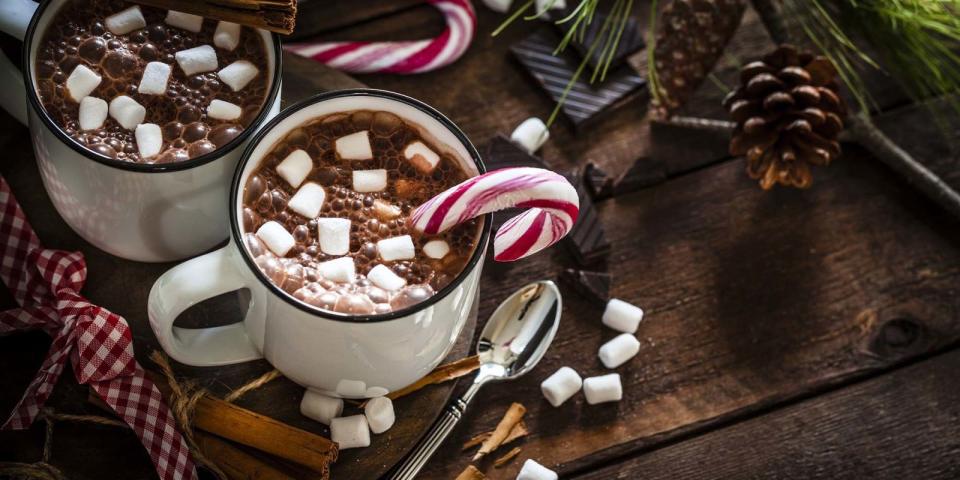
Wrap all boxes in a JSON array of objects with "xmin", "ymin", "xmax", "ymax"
[
  {"xmin": 148, "ymin": 245, "xmax": 264, "ymax": 366},
  {"xmin": 0, "ymin": 0, "xmax": 37, "ymax": 125}
]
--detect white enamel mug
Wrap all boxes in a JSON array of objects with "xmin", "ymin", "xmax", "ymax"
[
  {"xmin": 148, "ymin": 90, "xmax": 492, "ymax": 401},
  {"xmin": 0, "ymin": 0, "xmax": 282, "ymax": 262}
]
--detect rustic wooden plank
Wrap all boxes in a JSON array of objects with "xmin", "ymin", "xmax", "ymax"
[{"xmin": 290, "ymin": 0, "xmax": 424, "ymax": 40}]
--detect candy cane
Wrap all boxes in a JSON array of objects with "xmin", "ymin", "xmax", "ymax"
[
  {"xmin": 284, "ymin": 0, "xmax": 476, "ymax": 74},
  {"xmin": 411, "ymin": 167, "xmax": 580, "ymax": 262}
]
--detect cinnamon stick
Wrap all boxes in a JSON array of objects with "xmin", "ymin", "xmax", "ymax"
[
  {"xmin": 461, "ymin": 420, "xmax": 529, "ymax": 451},
  {"xmin": 455, "ymin": 465, "xmax": 487, "ymax": 480},
  {"xmin": 194, "ymin": 433, "xmax": 294, "ymax": 480},
  {"xmin": 493, "ymin": 447, "xmax": 522, "ymax": 468},
  {"xmin": 473, "ymin": 403, "xmax": 526, "ymax": 461},
  {"xmin": 387, "ymin": 355, "xmax": 480, "ymax": 400},
  {"xmin": 130, "ymin": 0, "xmax": 296, "ymax": 34}
]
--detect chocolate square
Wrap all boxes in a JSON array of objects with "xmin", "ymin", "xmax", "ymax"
[
  {"xmin": 557, "ymin": 11, "xmax": 646, "ymax": 71},
  {"xmin": 563, "ymin": 169, "xmax": 611, "ymax": 265},
  {"xmin": 561, "ymin": 268, "xmax": 611, "ymax": 304},
  {"xmin": 584, "ymin": 162, "xmax": 615, "ymax": 200}
]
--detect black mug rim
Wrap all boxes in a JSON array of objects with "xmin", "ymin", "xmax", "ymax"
[
  {"xmin": 21, "ymin": 0, "xmax": 283, "ymax": 173},
  {"xmin": 229, "ymin": 89, "xmax": 492, "ymax": 324}
]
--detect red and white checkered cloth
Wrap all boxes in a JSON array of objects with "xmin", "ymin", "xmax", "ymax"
[{"xmin": 0, "ymin": 176, "xmax": 197, "ymax": 480}]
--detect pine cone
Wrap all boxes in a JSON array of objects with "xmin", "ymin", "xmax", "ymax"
[
  {"xmin": 724, "ymin": 45, "xmax": 846, "ymax": 189},
  {"xmin": 651, "ymin": 0, "xmax": 746, "ymax": 117}
]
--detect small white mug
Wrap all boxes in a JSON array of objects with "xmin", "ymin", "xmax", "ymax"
[
  {"xmin": 148, "ymin": 90, "xmax": 491, "ymax": 400},
  {"xmin": 0, "ymin": 0, "xmax": 283, "ymax": 262}
]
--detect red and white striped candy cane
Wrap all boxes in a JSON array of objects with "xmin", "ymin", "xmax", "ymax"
[
  {"xmin": 411, "ymin": 167, "xmax": 580, "ymax": 262},
  {"xmin": 284, "ymin": 0, "xmax": 476, "ymax": 74}
]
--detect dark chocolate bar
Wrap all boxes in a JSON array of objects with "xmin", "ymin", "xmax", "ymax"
[
  {"xmin": 557, "ymin": 11, "xmax": 646, "ymax": 71},
  {"xmin": 561, "ymin": 268, "xmax": 611, "ymax": 304},
  {"xmin": 584, "ymin": 162, "xmax": 614, "ymax": 200},
  {"xmin": 614, "ymin": 155, "xmax": 667, "ymax": 195},
  {"xmin": 563, "ymin": 169, "xmax": 611, "ymax": 265}
]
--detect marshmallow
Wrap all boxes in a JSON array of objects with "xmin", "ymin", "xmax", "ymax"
[
  {"xmin": 256, "ymin": 221, "xmax": 295, "ymax": 257},
  {"xmin": 373, "ymin": 199, "xmax": 401, "ymax": 220},
  {"xmin": 540, "ymin": 366, "xmax": 582, "ymax": 407},
  {"xmin": 218, "ymin": 60, "xmax": 259, "ymax": 92},
  {"xmin": 105, "ymin": 6, "xmax": 146, "ymax": 35},
  {"xmin": 602, "ymin": 299, "xmax": 644, "ymax": 333},
  {"xmin": 288, "ymin": 182, "xmax": 326, "ymax": 218},
  {"xmin": 377, "ymin": 235, "xmax": 415, "ymax": 261},
  {"xmin": 535, "ymin": 0, "xmax": 567, "ymax": 14},
  {"xmin": 213, "ymin": 21, "xmax": 242, "ymax": 51},
  {"xmin": 135, "ymin": 123, "xmax": 163, "ymax": 158},
  {"xmin": 510, "ymin": 117, "xmax": 549, "ymax": 154},
  {"xmin": 482, "ymin": 0, "xmax": 513, "ymax": 13},
  {"xmin": 66, "ymin": 64, "xmax": 101, "ymax": 102},
  {"xmin": 175, "ymin": 45, "xmax": 218, "ymax": 75},
  {"xmin": 367, "ymin": 264, "xmax": 406, "ymax": 291},
  {"xmin": 598, "ymin": 333, "xmax": 640, "ymax": 369},
  {"xmin": 352, "ymin": 169, "xmax": 387, "ymax": 193},
  {"xmin": 207, "ymin": 99, "xmax": 242, "ymax": 120},
  {"xmin": 300, "ymin": 392, "xmax": 342, "ymax": 425},
  {"xmin": 330, "ymin": 415, "xmax": 370, "ymax": 450},
  {"xmin": 138, "ymin": 61, "xmax": 171, "ymax": 95},
  {"xmin": 364, "ymin": 396, "xmax": 395, "ymax": 434},
  {"xmin": 335, "ymin": 131, "xmax": 373, "ymax": 160},
  {"xmin": 422, "ymin": 240, "xmax": 450, "ymax": 259},
  {"xmin": 317, "ymin": 218, "xmax": 351, "ymax": 256},
  {"xmin": 165, "ymin": 10, "xmax": 204, "ymax": 33},
  {"xmin": 336, "ymin": 379, "xmax": 367, "ymax": 397},
  {"xmin": 276, "ymin": 149, "xmax": 313, "ymax": 188},
  {"xmin": 108, "ymin": 95, "xmax": 145, "ymax": 130},
  {"xmin": 583, "ymin": 373, "xmax": 622, "ymax": 405},
  {"xmin": 517, "ymin": 459, "xmax": 558, "ymax": 480},
  {"xmin": 403, "ymin": 141, "xmax": 440, "ymax": 173},
  {"xmin": 318, "ymin": 257, "xmax": 355, "ymax": 283},
  {"xmin": 78, "ymin": 96, "xmax": 107, "ymax": 131}
]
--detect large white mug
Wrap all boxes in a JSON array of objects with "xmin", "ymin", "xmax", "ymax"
[
  {"xmin": 148, "ymin": 90, "xmax": 492, "ymax": 402},
  {"xmin": 0, "ymin": 0, "xmax": 283, "ymax": 262}
]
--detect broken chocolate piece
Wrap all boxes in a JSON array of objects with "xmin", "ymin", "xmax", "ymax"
[
  {"xmin": 561, "ymin": 268, "xmax": 611, "ymax": 304},
  {"xmin": 563, "ymin": 169, "xmax": 611, "ymax": 265},
  {"xmin": 557, "ymin": 11, "xmax": 646, "ymax": 71},
  {"xmin": 584, "ymin": 162, "xmax": 614, "ymax": 200},
  {"xmin": 614, "ymin": 156, "xmax": 667, "ymax": 195}
]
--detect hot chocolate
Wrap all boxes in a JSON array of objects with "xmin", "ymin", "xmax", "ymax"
[
  {"xmin": 34, "ymin": 0, "xmax": 270, "ymax": 163},
  {"xmin": 240, "ymin": 110, "xmax": 483, "ymax": 316}
]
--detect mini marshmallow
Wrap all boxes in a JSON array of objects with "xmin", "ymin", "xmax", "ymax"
[
  {"xmin": 276, "ymin": 149, "xmax": 312, "ymax": 188},
  {"xmin": 535, "ymin": 0, "xmax": 567, "ymax": 14},
  {"xmin": 318, "ymin": 257, "xmax": 355, "ymax": 283},
  {"xmin": 207, "ymin": 99, "xmax": 241, "ymax": 120},
  {"xmin": 335, "ymin": 131, "xmax": 373, "ymax": 160},
  {"xmin": 105, "ymin": 6, "xmax": 146, "ymax": 35},
  {"xmin": 108, "ymin": 95, "xmax": 145, "ymax": 130},
  {"xmin": 364, "ymin": 396, "xmax": 395, "ymax": 434},
  {"xmin": 373, "ymin": 199, "xmax": 401, "ymax": 220},
  {"xmin": 213, "ymin": 21, "xmax": 242, "ymax": 51},
  {"xmin": 367, "ymin": 264, "xmax": 406, "ymax": 291},
  {"xmin": 540, "ymin": 366, "xmax": 582, "ymax": 407},
  {"xmin": 330, "ymin": 415, "xmax": 370, "ymax": 450},
  {"xmin": 602, "ymin": 299, "xmax": 644, "ymax": 333},
  {"xmin": 135, "ymin": 123, "xmax": 162, "ymax": 158},
  {"xmin": 256, "ymin": 221, "xmax": 295, "ymax": 257},
  {"xmin": 288, "ymin": 182, "xmax": 326, "ymax": 218},
  {"xmin": 598, "ymin": 333, "xmax": 640, "ymax": 369},
  {"xmin": 66, "ymin": 64, "xmax": 101, "ymax": 102},
  {"xmin": 482, "ymin": 0, "xmax": 513, "ymax": 13},
  {"xmin": 218, "ymin": 60, "xmax": 259, "ymax": 92},
  {"xmin": 138, "ymin": 61, "xmax": 171, "ymax": 95},
  {"xmin": 175, "ymin": 45, "xmax": 218, "ymax": 76},
  {"xmin": 422, "ymin": 240, "xmax": 450, "ymax": 259},
  {"xmin": 352, "ymin": 169, "xmax": 387, "ymax": 193},
  {"xmin": 510, "ymin": 117, "xmax": 549, "ymax": 154},
  {"xmin": 403, "ymin": 141, "xmax": 440, "ymax": 173},
  {"xmin": 517, "ymin": 459, "xmax": 558, "ymax": 480},
  {"xmin": 377, "ymin": 235, "xmax": 415, "ymax": 261},
  {"xmin": 78, "ymin": 96, "xmax": 107, "ymax": 131},
  {"xmin": 300, "ymin": 392, "xmax": 342, "ymax": 425},
  {"xmin": 317, "ymin": 218, "xmax": 351, "ymax": 256},
  {"xmin": 165, "ymin": 10, "xmax": 203, "ymax": 33},
  {"xmin": 336, "ymin": 379, "xmax": 367, "ymax": 397},
  {"xmin": 583, "ymin": 373, "xmax": 622, "ymax": 405}
]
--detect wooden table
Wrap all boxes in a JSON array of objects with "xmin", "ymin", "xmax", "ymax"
[{"xmin": 3, "ymin": 1, "xmax": 960, "ymax": 479}]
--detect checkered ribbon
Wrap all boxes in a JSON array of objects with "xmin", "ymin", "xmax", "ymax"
[{"xmin": 0, "ymin": 176, "xmax": 197, "ymax": 480}]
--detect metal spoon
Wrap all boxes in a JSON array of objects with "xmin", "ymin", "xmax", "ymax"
[{"xmin": 389, "ymin": 280, "xmax": 562, "ymax": 480}]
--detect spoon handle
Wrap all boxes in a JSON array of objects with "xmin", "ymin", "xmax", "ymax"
[{"xmin": 389, "ymin": 396, "xmax": 470, "ymax": 480}]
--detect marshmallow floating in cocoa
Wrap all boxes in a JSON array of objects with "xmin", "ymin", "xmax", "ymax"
[
  {"xmin": 510, "ymin": 117, "xmax": 549, "ymax": 154},
  {"xmin": 66, "ymin": 64, "xmax": 101, "ymax": 102},
  {"xmin": 377, "ymin": 235, "xmax": 415, "ymax": 261},
  {"xmin": 364, "ymin": 396, "xmax": 395, "ymax": 434},
  {"xmin": 404, "ymin": 141, "xmax": 440, "ymax": 173},
  {"xmin": 300, "ymin": 392, "xmax": 342, "ymax": 425},
  {"xmin": 367, "ymin": 264, "xmax": 406, "ymax": 291},
  {"xmin": 214, "ymin": 21, "xmax": 242, "ymax": 51},
  {"xmin": 583, "ymin": 373, "xmax": 622, "ymax": 404},
  {"xmin": 105, "ymin": 6, "xmax": 146, "ymax": 35},
  {"xmin": 336, "ymin": 130, "xmax": 373, "ymax": 160},
  {"xmin": 330, "ymin": 415, "xmax": 370, "ymax": 450},
  {"xmin": 598, "ymin": 333, "xmax": 640, "ymax": 369},
  {"xmin": 175, "ymin": 45, "xmax": 218, "ymax": 76},
  {"xmin": 353, "ymin": 169, "xmax": 387, "ymax": 193},
  {"xmin": 78, "ymin": 96, "xmax": 107, "ymax": 131},
  {"xmin": 276, "ymin": 149, "xmax": 313, "ymax": 188},
  {"xmin": 318, "ymin": 256, "xmax": 355, "ymax": 283},
  {"xmin": 317, "ymin": 218, "xmax": 351, "ymax": 256},
  {"xmin": 540, "ymin": 366, "xmax": 582, "ymax": 407},
  {"xmin": 207, "ymin": 99, "xmax": 241, "ymax": 120},
  {"xmin": 373, "ymin": 199, "xmax": 402, "ymax": 221},
  {"xmin": 256, "ymin": 221, "xmax": 295, "ymax": 257},
  {"xmin": 108, "ymin": 95, "xmax": 145, "ymax": 130},
  {"xmin": 422, "ymin": 239, "xmax": 450, "ymax": 259},
  {"xmin": 135, "ymin": 123, "xmax": 162, "ymax": 158},
  {"xmin": 164, "ymin": 10, "xmax": 203, "ymax": 33},
  {"xmin": 602, "ymin": 298, "xmax": 644, "ymax": 333},
  {"xmin": 138, "ymin": 61, "xmax": 171, "ymax": 95},
  {"xmin": 287, "ymin": 182, "xmax": 326, "ymax": 218},
  {"xmin": 218, "ymin": 60, "xmax": 259, "ymax": 92},
  {"xmin": 517, "ymin": 459, "xmax": 558, "ymax": 480}
]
